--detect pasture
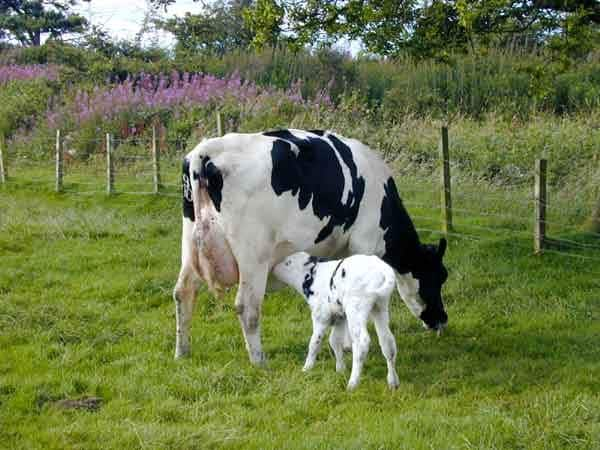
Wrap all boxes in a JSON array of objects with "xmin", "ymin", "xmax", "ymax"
[{"xmin": 1, "ymin": 168, "xmax": 599, "ymax": 449}]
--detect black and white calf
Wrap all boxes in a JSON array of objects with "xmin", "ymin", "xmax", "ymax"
[
  {"xmin": 174, "ymin": 129, "xmax": 449, "ymax": 364},
  {"xmin": 273, "ymin": 252, "xmax": 399, "ymax": 390}
]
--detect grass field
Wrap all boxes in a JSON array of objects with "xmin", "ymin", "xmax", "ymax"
[{"xmin": 1, "ymin": 170, "xmax": 599, "ymax": 449}]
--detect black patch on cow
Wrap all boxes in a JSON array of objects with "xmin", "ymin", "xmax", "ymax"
[
  {"xmin": 302, "ymin": 256, "xmax": 320, "ymax": 298},
  {"xmin": 329, "ymin": 259, "xmax": 344, "ymax": 289},
  {"xmin": 341, "ymin": 268, "xmax": 346, "ymax": 278},
  {"xmin": 268, "ymin": 129, "xmax": 365, "ymax": 244},
  {"xmin": 264, "ymin": 129, "xmax": 298, "ymax": 140},
  {"xmin": 379, "ymin": 177, "xmax": 449, "ymax": 329},
  {"xmin": 308, "ymin": 129, "xmax": 325, "ymax": 136},
  {"xmin": 182, "ymin": 157, "xmax": 195, "ymax": 221},
  {"xmin": 192, "ymin": 156, "xmax": 224, "ymax": 212},
  {"xmin": 379, "ymin": 177, "xmax": 420, "ymax": 274}
]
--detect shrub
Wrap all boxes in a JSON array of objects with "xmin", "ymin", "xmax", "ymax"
[{"xmin": 0, "ymin": 79, "xmax": 54, "ymax": 137}]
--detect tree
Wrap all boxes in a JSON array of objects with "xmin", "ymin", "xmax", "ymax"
[
  {"xmin": 81, "ymin": 25, "xmax": 168, "ymax": 62},
  {"xmin": 242, "ymin": 0, "xmax": 599, "ymax": 58},
  {"xmin": 456, "ymin": 0, "xmax": 600, "ymax": 56},
  {"xmin": 264, "ymin": 0, "xmax": 418, "ymax": 55},
  {"xmin": 409, "ymin": 1, "xmax": 469, "ymax": 59},
  {"xmin": 0, "ymin": 1, "xmax": 90, "ymax": 47},
  {"xmin": 149, "ymin": 0, "xmax": 176, "ymax": 11},
  {"xmin": 243, "ymin": 0, "xmax": 283, "ymax": 49},
  {"xmin": 156, "ymin": 0, "xmax": 255, "ymax": 56}
]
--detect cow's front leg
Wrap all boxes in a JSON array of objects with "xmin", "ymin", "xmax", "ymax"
[
  {"xmin": 235, "ymin": 263, "xmax": 269, "ymax": 366},
  {"xmin": 173, "ymin": 265, "xmax": 200, "ymax": 358}
]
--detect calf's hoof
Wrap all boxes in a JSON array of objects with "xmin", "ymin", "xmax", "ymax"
[
  {"xmin": 302, "ymin": 362, "xmax": 315, "ymax": 372},
  {"xmin": 335, "ymin": 363, "xmax": 346, "ymax": 373},
  {"xmin": 388, "ymin": 373, "xmax": 400, "ymax": 389},
  {"xmin": 346, "ymin": 380, "xmax": 359, "ymax": 391}
]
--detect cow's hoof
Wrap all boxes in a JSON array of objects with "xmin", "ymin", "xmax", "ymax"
[{"xmin": 346, "ymin": 380, "xmax": 359, "ymax": 391}]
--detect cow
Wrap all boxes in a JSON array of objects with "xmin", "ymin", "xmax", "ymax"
[{"xmin": 174, "ymin": 129, "xmax": 448, "ymax": 365}]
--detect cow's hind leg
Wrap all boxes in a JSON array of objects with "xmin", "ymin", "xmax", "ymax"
[
  {"xmin": 235, "ymin": 262, "xmax": 270, "ymax": 366},
  {"xmin": 173, "ymin": 265, "xmax": 200, "ymax": 358}
]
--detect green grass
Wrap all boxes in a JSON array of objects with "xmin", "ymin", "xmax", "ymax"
[{"xmin": 1, "ymin": 172, "xmax": 600, "ymax": 449}]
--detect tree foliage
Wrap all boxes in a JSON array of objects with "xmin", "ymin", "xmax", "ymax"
[
  {"xmin": 242, "ymin": 0, "xmax": 599, "ymax": 59},
  {"xmin": 243, "ymin": 0, "xmax": 283, "ymax": 49},
  {"xmin": 156, "ymin": 0, "xmax": 254, "ymax": 56},
  {"xmin": 0, "ymin": 0, "xmax": 90, "ymax": 47}
]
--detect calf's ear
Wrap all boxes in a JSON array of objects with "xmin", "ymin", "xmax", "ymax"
[{"xmin": 438, "ymin": 238, "xmax": 447, "ymax": 258}]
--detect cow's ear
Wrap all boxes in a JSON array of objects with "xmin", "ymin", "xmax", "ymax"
[{"xmin": 438, "ymin": 238, "xmax": 447, "ymax": 258}]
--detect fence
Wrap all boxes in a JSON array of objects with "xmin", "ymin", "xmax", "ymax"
[{"xmin": 1, "ymin": 120, "xmax": 599, "ymax": 267}]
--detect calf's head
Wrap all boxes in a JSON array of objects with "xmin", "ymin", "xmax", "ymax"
[
  {"xmin": 272, "ymin": 252, "xmax": 321, "ymax": 299},
  {"xmin": 397, "ymin": 238, "xmax": 449, "ymax": 334}
]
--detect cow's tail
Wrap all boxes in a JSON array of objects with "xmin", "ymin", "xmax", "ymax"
[{"xmin": 182, "ymin": 157, "xmax": 195, "ymax": 221}]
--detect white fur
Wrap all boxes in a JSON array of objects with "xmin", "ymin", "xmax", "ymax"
[{"xmin": 272, "ymin": 252, "xmax": 400, "ymax": 390}]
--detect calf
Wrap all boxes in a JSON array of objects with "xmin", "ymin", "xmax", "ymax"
[{"xmin": 272, "ymin": 252, "xmax": 400, "ymax": 390}]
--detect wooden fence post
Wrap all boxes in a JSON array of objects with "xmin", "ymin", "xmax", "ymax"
[
  {"xmin": 106, "ymin": 133, "xmax": 114, "ymax": 195},
  {"xmin": 0, "ymin": 134, "xmax": 6, "ymax": 184},
  {"xmin": 55, "ymin": 129, "xmax": 63, "ymax": 193},
  {"xmin": 216, "ymin": 110, "xmax": 223, "ymax": 137},
  {"xmin": 152, "ymin": 125, "xmax": 161, "ymax": 194},
  {"xmin": 440, "ymin": 126, "xmax": 453, "ymax": 233},
  {"xmin": 534, "ymin": 158, "xmax": 547, "ymax": 254}
]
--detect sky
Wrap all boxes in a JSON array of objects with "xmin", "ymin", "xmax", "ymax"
[{"xmin": 73, "ymin": 0, "xmax": 203, "ymax": 46}]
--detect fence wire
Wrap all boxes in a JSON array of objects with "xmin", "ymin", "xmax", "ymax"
[{"xmin": 2, "ymin": 135, "xmax": 599, "ymax": 270}]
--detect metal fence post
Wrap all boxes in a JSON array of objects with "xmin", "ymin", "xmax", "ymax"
[
  {"xmin": 0, "ymin": 134, "xmax": 6, "ymax": 184},
  {"xmin": 106, "ymin": 133, "xmax": 114, "ymax": 195},
  {"xmin": 534, "ymin": 159, "xmax": 547, "ymax": 254},
  {"xmin": 55, "ymin": 129, "xmax": 63, "ymax": 192},
  {"xmin": 152, "ymin": 125, "xmax": 161, "ymax": 194},
  {"xmin": 440, "ymin": 126, "xmax": 453, "ymax": 233}
]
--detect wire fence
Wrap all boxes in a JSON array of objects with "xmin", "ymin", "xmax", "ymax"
[{"xmin": 1, "ymin": 125, "xmax": 599, "ymax": 268}]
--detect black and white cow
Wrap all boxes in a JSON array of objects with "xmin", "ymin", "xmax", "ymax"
[{"xmin": 174, "ymin": 129, "xmax": 448, "ymax": 364}]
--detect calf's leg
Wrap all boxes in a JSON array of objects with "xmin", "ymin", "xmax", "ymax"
[
  {"xmin": 329, "ymin": 321, "xmax": 347, "ymax": 372},
  {"xmin": 303, "ymin": 317, "xmax": 328, "ymax": 371},
  {"xmin": 371, "ymin": 300, "xmax": 400, "ymax": 389},
  {"xmin": 345, "ymin": 302, "xmax": 371, "ymax": 390}
]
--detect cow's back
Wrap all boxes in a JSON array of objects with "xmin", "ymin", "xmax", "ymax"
[{"xmin": 185, "ymin": 129, "xmax": 396, "ymax": 266}]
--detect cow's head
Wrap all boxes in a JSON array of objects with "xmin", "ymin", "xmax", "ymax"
[{"xmin": 396, "ymin": 238, "xmax": 448, "ymax": 334}]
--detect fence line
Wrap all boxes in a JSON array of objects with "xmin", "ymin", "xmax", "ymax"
[{"xmin": 2, "ymin": 125, "xmax": 598, "ymax": 264}]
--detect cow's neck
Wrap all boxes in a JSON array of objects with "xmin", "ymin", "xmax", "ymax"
[{"xmin": 380, "ymin": 177, "xmax": 423, "ymax": 274}]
